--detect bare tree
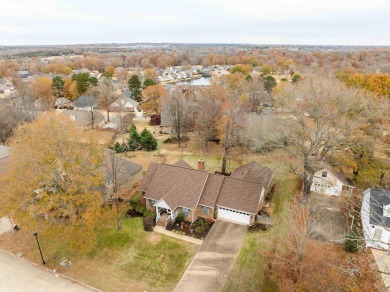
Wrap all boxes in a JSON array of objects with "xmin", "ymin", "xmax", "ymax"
[
  {"xmin": 162, "ymin": 88, "xmax": 192, "ymax": 147},
  {"xmin": 195, "ymin": 90, "xmax": 222, "ymax": 148},
  {"xmin": 104, "ymin": 150, "xmax": 128, "ymax": 231},
  {"xmin": 218, "ymin": 95, "xmax": 247, "ymax": 174},
  {"xmin": 98, "ymin": 77, "xmax": 117, "ymax": 121},
  {"xmin": 271, "ymin": 77, "xmax": 385, "ymax": 199},
  {"xmin": 268, "ymin": 199, "xmax": 316, "ymax": 284}
]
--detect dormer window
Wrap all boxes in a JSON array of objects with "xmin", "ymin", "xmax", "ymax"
[{"xmin": 321, "ymin": 171, "xmax": 327, "ymax": 177}]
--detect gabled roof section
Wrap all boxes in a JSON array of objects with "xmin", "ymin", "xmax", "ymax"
[
  {"xmin": 198, "ymin": 174, "xmax": 224, "ymax": 207},
  {"xmin": 110, "ymin": 97, "xmax": 139, "ymax": 108},
  {"xmin": 230, "ymin": 161, "xmax": 273, "ymax": 188},
  {"xmin": 173, "ymin": 159, "xmax": 193, "ymax": 169},
  {"xmin": 216, "ymin": 177, "xmax": 263, "ymax": 214},
  {"xmin": 139, "ymin": 162, "xmax": 159, "ymax": 192},
  {"xmin": 369, "ymin": 188, "xmax": 390, "ymax": 228},
  {"xmin": 140, "ymin": 163, "xmax": 208, "ymax": 210}
]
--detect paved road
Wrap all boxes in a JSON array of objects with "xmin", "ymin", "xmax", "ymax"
[
  {"xmin": 174, "ymin": 219, "xmax": 248, "ymax": 292},
  {"xmin": 0, "ymin": 250, "xmax": 98, "ymax": 292}
]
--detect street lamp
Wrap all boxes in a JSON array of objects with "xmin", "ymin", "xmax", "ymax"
[{"xmin": 33, "ymin": 233, "xmax": 46, "ymax": 265}]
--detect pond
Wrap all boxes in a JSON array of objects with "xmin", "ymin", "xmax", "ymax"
[{"xmin": 175, "ymin": 76, "xmax": 212, "ymax": 86}]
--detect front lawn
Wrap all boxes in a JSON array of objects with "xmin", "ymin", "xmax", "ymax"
[{"xmin": 0, "ymin": 217, "xmax": 198, "ymax": 292}]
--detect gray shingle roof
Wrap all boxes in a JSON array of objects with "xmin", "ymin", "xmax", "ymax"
[
  {"xmin": 369, "ymin": 188, "xmax": 390, "ymax": 228},
  {"xmin": 73, "ymin": 96, "xmax": 97, "ymax": 108}
]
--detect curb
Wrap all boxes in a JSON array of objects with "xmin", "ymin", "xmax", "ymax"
[{"xmin": 0, "ymin": 248, "xmax": 102, "ymax": 291}]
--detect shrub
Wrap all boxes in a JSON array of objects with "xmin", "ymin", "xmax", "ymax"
[
  {"xmin": 345, "ymin": 231, "xmax": 360, "ymax": 253},
  {"xmin": 140, "ymin": 128, "xmax": 158, "ymax": 151},
  {"xmin": 135, "ymin": 204, "xmax": 146, "ymax": 215},
  {"xmin": 149, "ymin": 114, "xmax": 161, "ymax": 126},
  {"xmin": 143, "ymin": 216, "xmax": 154, "ymax": 231},
  {"xmin": 176, "ymin": 213, "xmax": 185, "ymax": 224},
  {"xmin": 193, "ymin": 218, "xmax": 208, "ymax": 234},
  {"xmin": 163, "ymin": 137, "xmax": 173, "ymax": 144},
  {"xmin": 166, "ymin": 218, "xmax": 175, "ymax": 230},
  {"xmin": 143, "ymin": 210, "xmax": 156, "ymax": 218},
  {"xmin": 292, "ymin": 73, "xmax": 301, "ymax": 84}
]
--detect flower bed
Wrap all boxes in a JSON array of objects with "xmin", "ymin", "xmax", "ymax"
[{"xmin": 168, "ymin": 218, "xmax": 214, "ymax": 240}]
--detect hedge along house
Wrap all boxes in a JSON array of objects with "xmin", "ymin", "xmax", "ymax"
[{"xmin": 139, "ymin": 159, "xmax": 273, "ymax": 226}]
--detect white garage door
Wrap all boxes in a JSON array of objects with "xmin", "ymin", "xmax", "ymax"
[{"xmin": 218, "ymin": 207, "xmax": 251, "ymax": 225}]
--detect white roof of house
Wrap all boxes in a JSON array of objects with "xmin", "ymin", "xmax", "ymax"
[{"xmin": 110, "ymin": 97, "xmax": 139, "ymax": 108}]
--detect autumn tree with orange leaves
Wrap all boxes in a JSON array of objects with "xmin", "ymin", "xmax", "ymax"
[
  {"xmin": 141, "ymin": 85, "xmax": 168, "ymax": 116},
  {"xmin": 0, "ymin": 113, "xmax": 113, "ymax": 252}
]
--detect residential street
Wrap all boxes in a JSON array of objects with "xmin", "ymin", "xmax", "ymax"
[
  {"xmin": 0, "ymin": 250, "xmax": 98, "ymax": 292},
  {"xmin": 174, "ymin": 219, "xmax": 248, "ymax": 292}
]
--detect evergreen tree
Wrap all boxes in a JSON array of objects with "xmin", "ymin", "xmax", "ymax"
[
  {"xmin": 140, "ymin": 128, "xmax": 158, "ymax": 151},
  {"xmin": 52, "ymin": 76, "xmax": 64, "ymax": 97},
  {"xmin": 264, "ymin": 75, "xmax": 277, "ymax": 94},
  {"xmin": 143, "ymin": 78, "xmax": 157, "ymax": 88},
  {"xmin": 127, "ymin": 125, "xmax": 142, "ymax": 151},
  {"xmin": 128, "ymin": 75, "xmax": 142, "ymax": 102}
]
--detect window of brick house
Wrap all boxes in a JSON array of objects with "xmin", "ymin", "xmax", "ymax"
[
  {"xmin": 182, "ymin": 208, "xmax": 190, "ymax": 216},
  {"xmin": 202, "ymin": 206, "xmax": 209, "ymax": 215}
]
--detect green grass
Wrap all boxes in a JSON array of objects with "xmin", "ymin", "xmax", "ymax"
[
  {"xmin": 93, "ymin": 217, "xmax": 145, "ymax": 251},
  {"xmin": 35, "ymin": 217, "xmax": 197, "ymax": 291},
  {"xmin": 122, "ymin": 236, "xmax": 194, "ymax": 287},
  {"xmin": 223, "ymin": 175, "xmax": 299, "ymax": 292},
  {"xmin": 271, "ymin": 175, "xmax": 300, "ymax": 215},
  {"xmin": 183, "ymin": 154, "xmax": 239, "ymax": 173}
]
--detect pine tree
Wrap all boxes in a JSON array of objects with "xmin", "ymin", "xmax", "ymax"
[
  {"xmin": 140, "ymin": 128, "xmax": 158, "ymax": 151},
  {"xmin": 127, "ymin": 125, "xmax": 142, "ymax": 151},
  {"xmin": 128, "ymin": 75, "xmax": 142, "ymax": 102}
]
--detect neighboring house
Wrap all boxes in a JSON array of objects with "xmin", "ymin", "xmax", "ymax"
[
  {"xmin": 60, "ymin": 110, "xmax": 104, "ymax": 129},
  {"xmin": 104, "ymin": 156, "xmax": 142, "ymax": 200},
  {"xmin": 139, "ymin": 160, "xmax": 273, "ymax": 226},
  {"xmin": 55, "ymin": 97, "xmax": 73, "ymax": 109},
  {"xmin": 158, "ymin": 75, "xmax": 173, "ymax": 83},
  {"xmin": 361, "ymin": 188, "xmax": 390, "ymax": 250},
  {"xmin": 310, "ymin": 168, "xmax": 354, "ymax": 196},
  {"xmin": 0, "ymin": 145, "xmax": 10, "ymax": 174},
  {"xmin": 17, "ymin": 70, "xmax": 31, "ymax": 79},
  {"xmin": 109, "ymin": 97, "xmax": 139, "ymax": 112},
  {"xmin": 73, "ymin": 95, "xmax": 98, "ymax": 111}
]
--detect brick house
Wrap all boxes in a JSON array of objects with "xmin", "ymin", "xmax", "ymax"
[{"xmin": 139, "ymin": 159, "xmax": 273, "ymax": 226}]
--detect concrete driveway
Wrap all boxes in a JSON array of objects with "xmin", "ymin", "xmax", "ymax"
[
  {"xmin": 308, "ymin": 193, "xmax": 346, "ymax": 245},
  {"xmin": 174, "ymin": 219, "xmax": 248, "ymax": 292},
  {"xmin": 371, "ymin": 248, "xmax": 390, "ymax": 289},
  {"xmin": 0, "ymin": 249, "xmax": 98, "ymax": 292}
]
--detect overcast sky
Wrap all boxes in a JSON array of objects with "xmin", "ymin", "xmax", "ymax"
[{"xmin": 0, "ymin": 0, "xmax": 389, "ymax": 46}]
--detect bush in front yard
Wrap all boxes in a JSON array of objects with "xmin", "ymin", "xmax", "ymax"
[
  {"xmin": 176, "ymin": 213, "xmax": 185, "ymax": 224},
  {"xmin": 143, "ymin": 216, "xmax": 154, "ymax": 231},
  {"xmin": 144, "ymin": 210, "xmax": 156, "ymax": 218},
  {"xmin": 193, "ymin": 218, "xmax": 208, "ymax": 234}
]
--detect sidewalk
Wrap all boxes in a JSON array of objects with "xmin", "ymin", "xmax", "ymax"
[
  {"xmin": 154, "ymin": 226, "xmax": 203, "ymax": 245},
  {"xmin": 0, "ymin": 249, "xmax": 99, "ymax": 292}
]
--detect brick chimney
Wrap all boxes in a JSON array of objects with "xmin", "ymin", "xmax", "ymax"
[{"xmin": 198, "ymin": 159, "xmax": 205, "ymax": 171}]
